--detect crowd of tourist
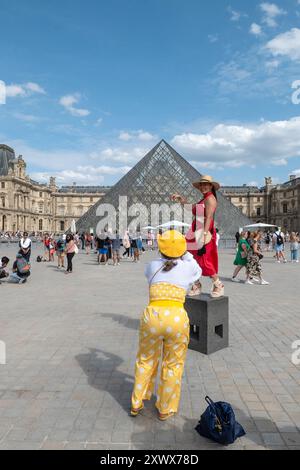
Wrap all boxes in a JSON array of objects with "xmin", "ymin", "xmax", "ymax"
[
  {"xmin": 0, "ymin": 230, "xmax": 151, "ymax": 283},
  {"xmin": 232, "ymin": 227, "xmax": 299, "ymax": 285}
]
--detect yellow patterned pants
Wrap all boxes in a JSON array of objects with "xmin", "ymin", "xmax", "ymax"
[{"xmin": 131, "ymin": 283, "xmax": 189, "ymax": 415}]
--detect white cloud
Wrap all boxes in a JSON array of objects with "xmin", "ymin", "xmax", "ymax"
[
  {"xmin": 118, "ymin": 130, "xmax": 157, "ymax": 142},
  {"xmin": 265, "ymin": 28, "xmax": 300, "ymax": 61},
  {"xmin": 25, "ymin": 82, "xmax": 46, "ymax": 94},
  {"xmin": 208, "ymin": 34, "xmax": 219, "ymax": 43},
  {"xmin": 260, "ymin": 2, "xmax": 286, "ymax": 27},
  {"xmin": 250, "ymin": 23, "xmax": 263, "ymax": 36},
  {"xmin": 171, "ymin": 117, "xmax": 300, "ymax": 168},
  {"xmin": 227, "ymin": 7, "xmax": 242, "ymax": 21},
  {"xmin": 119, "ymin": 132, "xmax": 132, "ymax": 141},
  {"xmin": 59, "ymin": 93, "xmax": 90, "ymax": 117},
  {"xmin": 265, "ymin": 59, "xmax": 280, "ymax": 68},
  {"xmin": 271, "ymin": 158, "xmax": 288, "ymax": 166},
  {"xmin": 5, "ymin": 82, "xmax": 46, "ymax": 98},
  {"xmin": 93, "ymin": 146, "xmax": 148, "ymax": 164},
  {"xmin": 13, "ymin": 113, "xmax": 41, "ymax": 123},
  {"xmin": 31, "ymin": 164, "xmax": 131, "ymax": 186},
  {"xmin": 291, "ymin": 168, "xmax": 300, "ymax": 176},
  {"xmin": 95, "ymin": 118, "xmax": 103, "ymax": 127}
]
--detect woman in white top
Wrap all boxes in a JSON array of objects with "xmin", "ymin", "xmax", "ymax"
[{"xmin": 131, "ymin": 230, "xmax": 201, "ymax": 421}]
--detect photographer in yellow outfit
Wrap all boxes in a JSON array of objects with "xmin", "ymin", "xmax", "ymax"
[{"xmin": 131, "ymin": 230, "xmax": 202, "ymax": 421}]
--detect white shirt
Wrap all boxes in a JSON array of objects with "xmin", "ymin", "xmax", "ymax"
[
  {"xmin": 145, "ymin": 252, "xmax": 202, "ymax": 291},
  {"xmin": 273, "ymin": 231, "xmax": 284, "ymax": 244},
  {"xmin": 216, "ymin": 233, "xmax": 220, "ymax": 247},
  {"xmin": 20, "ymin": 237, "xmax": 31, "ymax": 249}
]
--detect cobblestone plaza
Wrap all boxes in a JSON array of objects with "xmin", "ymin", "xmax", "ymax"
[{"xmin": 0, "ymin": 245, "xmax": 300, "ymax": 450}]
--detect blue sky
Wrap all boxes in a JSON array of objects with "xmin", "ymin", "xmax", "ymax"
[{"xmin": 1, "ymin": 0, "xmax": 300, "ymax": 187}]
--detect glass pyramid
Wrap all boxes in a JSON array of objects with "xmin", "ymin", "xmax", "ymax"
[{"xmin": 76, "ymin": 140, "xmax": 250, "ymax": 237}]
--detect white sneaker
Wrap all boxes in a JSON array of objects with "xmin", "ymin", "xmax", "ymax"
[
  {"xmin": 245, "ymin": 279, "xmax": 254, "ymax": 285},
  {"xmin": 231, "ymin": 277, "xmax": 240, "ymax": 283},
  {"xmin": 260, "ymin": 280, "xmax": 270, "ymax": 285},
  {"xmin": 283, "ymin": 259, "xmax": 287, "ymax": 263}
]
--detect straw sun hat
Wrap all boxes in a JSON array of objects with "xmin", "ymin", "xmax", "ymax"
[
  {"xmin": 158, "ymin": 230, "xmax": 187, "ymax": 259},
  {"xmin": 192, "ymin": 175, "xmax": 220, "ymax": 191}
]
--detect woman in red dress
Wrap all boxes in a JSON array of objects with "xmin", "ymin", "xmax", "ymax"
[{"xmin": 171, "ymin": 175, "xmax": 224, "ymax": 298}]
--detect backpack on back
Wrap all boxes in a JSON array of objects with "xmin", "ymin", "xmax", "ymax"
[
  {"xmin": 17, "ymin": 257, "xmax": 31, "ymax": 274},
  {"xmin": 276, "ymin": 233, "xmax": 284, "ymax": 246},
  {"xmin": 56, "ymin": 240, "xmax": 64, "ymax": 250}
]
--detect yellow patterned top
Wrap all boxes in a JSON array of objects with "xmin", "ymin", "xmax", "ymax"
[{"xmin": 149, "ymin": 282, "xmax": 186, "ymax": 304}]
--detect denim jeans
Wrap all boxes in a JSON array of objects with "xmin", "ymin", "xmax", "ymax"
[
  {"xmin": 8, "ymin": 273, "xmax": 23, "ymax": 283},
  {"xmin": 291, "ymin": 250, "xmax": 299, "ymax": 261}
]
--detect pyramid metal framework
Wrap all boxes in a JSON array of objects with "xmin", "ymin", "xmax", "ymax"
[
  {"xmin": 76, "ymin": 140, "xmax": 250, "ymax": 237},
  {"xmin": 0, "ymin": 144, "xmax": 15, "ymax": 176}
]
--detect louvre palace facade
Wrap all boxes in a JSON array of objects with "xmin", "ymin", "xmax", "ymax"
[
  {"xmin": 0, "ymin": 145, "xmax": 109, "ymax": 233},
  {"xmin": 1, "ymin": 142, "xmax": 299, "ymax": 235}
]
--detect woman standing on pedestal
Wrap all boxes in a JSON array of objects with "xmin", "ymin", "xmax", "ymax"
[{"xmin": 171, "ymin": 175, "xmax": 224, "ymax": 298}]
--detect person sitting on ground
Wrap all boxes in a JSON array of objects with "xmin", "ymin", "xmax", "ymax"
[
  {"xmin": 8, "ymin": 253, "xmax": 31, "ymax": 284},
  {"xmin": 0, "ymin": 256, "xmax": 10, "ymax": 282}
]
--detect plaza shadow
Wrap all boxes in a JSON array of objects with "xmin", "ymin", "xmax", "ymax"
[
  {"xmin": 75, "ymin": 348, "xmax": 134, "ymax": 414},
  {"xmin": 101, "ymin": 313, "xmax": 140, "ymax": 331},
  {"xmin": 129, "ymin": 406, "xmax": 290, "ymax": 450}
]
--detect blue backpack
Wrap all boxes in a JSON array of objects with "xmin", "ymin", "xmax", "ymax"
[{"xmin": 195, "ymin": 396, "xmax": 246, "ymax": 446}]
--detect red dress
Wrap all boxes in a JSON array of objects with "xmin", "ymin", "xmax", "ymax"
[{"xmin": 186, "ymin": 192, "xmax": 218, "ymax": 277}]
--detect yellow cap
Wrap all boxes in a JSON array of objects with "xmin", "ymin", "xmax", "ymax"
[{"xmin": 158, "ymin": 230, "xmax": 187, "ymax": 259}]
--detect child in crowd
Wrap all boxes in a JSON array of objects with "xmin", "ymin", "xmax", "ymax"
[{"xmin": 290, "ymin": 232, "xmax": 299, "ymax": 263}]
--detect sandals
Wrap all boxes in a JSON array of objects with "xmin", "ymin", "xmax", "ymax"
[
  {"xmin": 130, "ymin": 405, "xmax": 144, "ymax": 417},
  {"xmin": 210, "ymin": 280, "xmax": 224, "ymax": 298},
  {"xmin": 188, "ymin": 281, "xmax": 202, "ymax": 297},
  {"xmin": 158, "ymin": 412, "xmax": 175, "ymax": 421}
]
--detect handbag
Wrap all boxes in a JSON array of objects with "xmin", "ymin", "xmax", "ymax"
[
  {"xmin": 258, "ymin": 253, "xmax": 264, "ymax": 260},
  {"xmin": 74, "ymin": 244, "xmax": 79, "ymax": 255},
  {"xmin": 195, "ymin": 396, "xmax": 246, "ymax": 446}
]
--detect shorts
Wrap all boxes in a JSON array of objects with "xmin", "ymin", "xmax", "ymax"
[
  {"xmin": 99, "ymin": 248, "xmax": 108, "ymax": 255},
  {"xmin": 276, "ymin": 244, "xmax": 284, "ymax": 252}
]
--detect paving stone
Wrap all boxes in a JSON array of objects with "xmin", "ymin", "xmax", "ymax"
[
  {"xmin": 262, "ymin": 433, "xmax": 285, "ymax": 446},
  {"xmin": 1, "ymin": 247, "xmax": 300, "ymax": 450}
]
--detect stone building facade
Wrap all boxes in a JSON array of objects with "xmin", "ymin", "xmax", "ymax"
[
  {"xmin": 220, "ymin": 176, "xmax": 300, "ymax": 232},
  {"xmin": 1, "ymin": 143, "xmax": 299, "ymax": 234},
  {"xmin": 0, "ymin": 145, "xmax": 110, "ymax": 233}
]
